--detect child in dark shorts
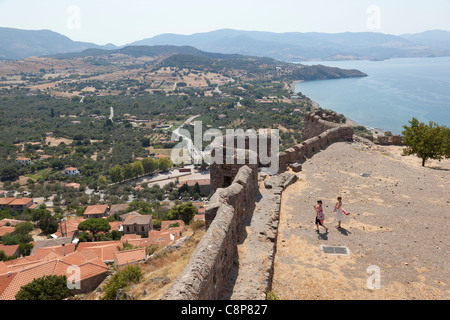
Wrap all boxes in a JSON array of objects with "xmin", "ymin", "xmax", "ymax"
[{"xmin": 313, "ymin": 200, "xmax": 328, "ymax": 233}]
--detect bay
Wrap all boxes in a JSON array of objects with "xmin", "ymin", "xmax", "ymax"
[{"xmin": 295, "ymin": 57, "xmax": 450, "ymax": 134}]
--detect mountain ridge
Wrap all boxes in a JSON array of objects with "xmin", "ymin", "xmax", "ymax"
[{"xmin": 1, "ymin": 27, "xmax": 450, "ymax": 61}]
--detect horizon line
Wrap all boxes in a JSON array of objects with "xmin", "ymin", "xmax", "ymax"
[{"xmin": 1, "ymin": 26, "xmax": 449, "ymax": 47}]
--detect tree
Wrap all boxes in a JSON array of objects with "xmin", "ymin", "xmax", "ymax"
[
  {"xmin": 140, "ymin": 137, "xmax": 151, "ymax": 147},
  {"xmin": 78, "ymin": 218, "xmax": 111, "ymax": 239},
  {"xmin": 123, "ymin": 163, "xmax": 134, "ymax": 180},
  {"xmin": 0, "ymin": 166, "xmax": 19, "ymax": 182},
  {"xmin": 15, "ymin": 275, "xmax": 73, "ymax": 300},
  {"xmin": 110, "ymin": 165, "xmax": 124, "ymax": 183},
  {"xmin": 18, "ymin": 243, "xmax": 34, "ymax": 256},
  {"xmin": 37, "ymin": 213, "xmax": 59, "ymax": 235},
  {"xmin": 98, "ymin": 175, "xmax": 107, "ymax": 188},
  {"xmin": 142, "ymin": 158, "xmax": 158, "ymax": 173},
  {"xmin": 158, "ymin": 157, "xmax": 172, "ymax": 171},
  {"xmin": 15, "ymin": 221, "xmax": 34, "ymax": 235},
  {"xmin": 402, "ymin": 118, "xmax": 449, "ymax": 167},
  {"xmin": 132, "ymin": 161, "xmax": 144, "ymax": 177},
  {"xmin": 50, "ymin": 159, "xmax": 65, "ymax": 171},
  {"xmin": 167, "ymin": 202, "xmax": 197, "ymax": 225}
]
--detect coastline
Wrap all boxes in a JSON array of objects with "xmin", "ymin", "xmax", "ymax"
[
  {"xmin": 290, "ymin": 80, "xmax": 304, "ymax": 93},
  {"xmin": 307, "ymin": 97, "xmax": 385, "ymax": 137},
  {"xmin": 292, "ymin": 80, "xmax": 386, "ymax": 136}
]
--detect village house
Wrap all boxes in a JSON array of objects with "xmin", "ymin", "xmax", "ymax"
[
  {"xmin": 122, "ymin": 213, "xmax": 153, "ymax": 236},
  {"xmin": 0, "ymin": 250, "xmax": 109, "ymax": 299},
  {"xmin": 114, "ymin": 248, "xmax": 147, "ymax": 268},
  {"xmin": 178, "ymin": 178, "xmax": 211, "ymax": 195},
  {"xmin": 4, "ymin": 198, "xmax": 34, "ymax": 213},
  {"xmin": 83, "ymin": 205, "xmax": 109, "ymax": 219},
  {"xmin": 65, "ymin": 182, "xmax": 80, "ymax": 189},
  {"xmin": 0, "ymin": 198, "xmax": 15, "ymax": 210},
  {"xmin": 161, "ymin": 219, "xmax": 184, "ymax": 237},
  {"xmin": 15, "ymin": 157, "xmax": 31, "ymax": 166},
  {"xmin": 64, "ymin": 167, "xmax": 80, "ymax": 176},
  {"xmin": 31, "ymin": 237, "xmax": 74, "ymax": 256},
  {"xmin": 109, "ymin": 204, "xmax": 129, "ymax": 217},
  {"xmin": 119, "ymin": 211, "xmax": 141, "ymax": 221},
  {"xmin": 147, "ymin": 230, "xmax": 174, "ymax": 246},
  {"xmin": 0, "ymin": 219, "xmax": 23, "ymax": 227},
  {"xmin": 76, "ymin": 241, "xmax": 123, "ymax": 263},
  {"xmin": 39, "ymin": 155, "xmax": 53, "ymax": 161},
  {"xmin": 0, "ymin": 244, "xmax": 20, "ymax": 258},
  {"xmin": 0, "ymin": 226, "xmax": 15, "ymax": 240}
]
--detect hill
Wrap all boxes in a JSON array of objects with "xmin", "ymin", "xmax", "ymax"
[
  {"xmin": 0, "ymin": 44, "xmax": 367, "ymax": 88},
  {"xmin": 401, "ymin": 30, "xmax": 450, "ymax": 51},
  {"xmin": 0, "ymin": 27, "xmax": 117, "ymax": 60},
  {"xmin": 129, "ymin": 28, "xmax": 450, "ymax": 61},
  {"xmin": 2, "ymin": 27, "xmax": 450, "ymax": 62}
]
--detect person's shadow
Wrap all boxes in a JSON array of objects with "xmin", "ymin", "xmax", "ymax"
[
  {"xmin": 337, "ymin": 227, "xmax": 351, "ymax": 236},
  {"xmin": 317, "ymin": 230, "xmax": 329, "ymax": 240}
]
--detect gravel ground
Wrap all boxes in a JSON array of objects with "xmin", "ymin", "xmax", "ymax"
[{"xmin": 272, "ymin": 141, "xmax": 449, "ymax": 300}]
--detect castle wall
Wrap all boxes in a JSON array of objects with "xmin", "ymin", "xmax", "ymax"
[
  {"xmin": 161, "ymin": 110, "xmax": 354, "ymax": 300},
  {"xmin": 160, "ymin": 165, "xmax": 256, "ymax": 300}
]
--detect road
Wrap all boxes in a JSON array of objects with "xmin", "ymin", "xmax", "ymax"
[{"xmin": 172, "ymin": 115, "xmax": 204, "ymax": 163}]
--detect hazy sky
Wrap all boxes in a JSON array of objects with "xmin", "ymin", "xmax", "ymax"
[{"xmin": 1, "ymin": 0, "xmax": 449, "ymax": 45}]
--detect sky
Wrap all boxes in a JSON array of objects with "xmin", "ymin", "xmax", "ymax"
[{"xmin": 0, "ymin": 0, "xmax": 449, "ymax": 46}]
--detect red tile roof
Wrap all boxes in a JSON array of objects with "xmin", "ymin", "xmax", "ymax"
[
  {"xmin": 0, "ymin": 226, "xmax": 15, "ymax": 237},
  {"xmin": 0, "ymin": 219, "xmax": 22, "ymax": 227},
  {"xmin": 178, "ymin": 179, "xmax": 210, "ymax": 187},
  {"xmin": 84, "ymin": 205, "xmax": 108, "ymax": 216},
  {"xmin": 0, "ymin": 251, "xmax": 108, "ymax": 300},
  {"xmin": 32, "ymin": 243, "xmax": 76, "ymax": 261},
  {"xmin": 109, "ymin": 221, "xmax": 122, "ymax": 232},
  {"xmin": 114, "ymin": 248, "xmax": 146, "ymax": 267},
  {"xmin": 0, "ymin": 245, "xmax": 19, "ymax": 257},
  {"xmin": 161, "ymin": 220, "xmax": 185, "ymax": 230},
  {"xmin": 76, "ymin": 241, "xmax": 123, "ymax": 262},
  {"xmin": 0, "ymin": 198, "xmax": 15, "ymax": 205},
  {"xmin": 9, "ymin": 198, "xmax": 33, "ymax": 206}
]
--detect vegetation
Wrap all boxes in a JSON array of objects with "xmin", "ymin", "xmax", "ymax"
[
  {"xmin": 15, "ymin": 275, "xmax": 74, "ymax": 300},
  {"xmin": 78, "ymin": 218, "xmax": 111, "ymax": 239},
  {"xmin": 101, "ymin": 265, "xmax": 143, "ymax": 300},
  {"xmin": 402, "ymin": 117, "xmax": 450, "ymax": 166},
  {"xmin": 167, "ymin": 202, "xmax": 197, "ymax": 225}
]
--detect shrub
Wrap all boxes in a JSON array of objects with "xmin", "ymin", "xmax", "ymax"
[
  {"xmin": 101, "ymin": 265, "xmax": 143, "ymax": 300},
  {"xmin": 15, "ymin": 275, "xmax": 74, "ymax": 300}
]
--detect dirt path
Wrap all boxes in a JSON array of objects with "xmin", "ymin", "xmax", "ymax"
[{"xmin": 272, "ymin": 141, "xmax": 449, "ymax": 300}]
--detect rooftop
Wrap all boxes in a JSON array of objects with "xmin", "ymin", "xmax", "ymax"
[
  {"xmin": 84, "ymin": 205, "xmax": 108, "ymax": 216},
  {"xmin": 114, "ymin": 248, "xmax": 146, "ymax": 267}
]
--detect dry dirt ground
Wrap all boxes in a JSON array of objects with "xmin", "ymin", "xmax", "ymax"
[{"xmin": 272, "ymin": 141, "xmax": 449, "ymax": 300}]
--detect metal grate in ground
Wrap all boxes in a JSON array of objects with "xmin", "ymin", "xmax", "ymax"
[{"xmin": 320, "ymin": 245, "xmax": 350, "ymax": 256}]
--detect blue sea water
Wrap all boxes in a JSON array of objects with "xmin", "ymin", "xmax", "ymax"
[{"xmin": 295, "ymin": 57, "xmax": 450, "ymax": 134}]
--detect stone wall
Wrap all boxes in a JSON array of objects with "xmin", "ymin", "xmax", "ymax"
[
  {"xmin": 161, "ymin": 112, "xmax": 354, "ymax": 300},
  {"xmin": 375, "ymin": 135, "xmax": 403, "ymax": 146},
  {"xmin": 160, "ymin": 165, "xmax": 257, "ymax": 300},
  {"xmin": 303, "ymin": 110, "xmax": 343, "ymax": 140}
]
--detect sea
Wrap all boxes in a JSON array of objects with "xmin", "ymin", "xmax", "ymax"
[{"xmin": 295, "ymin": 57, "xmax": 450, "ymax": 134}]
